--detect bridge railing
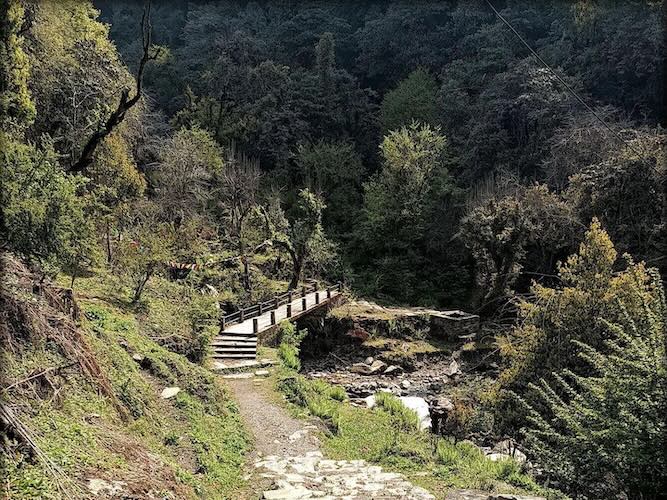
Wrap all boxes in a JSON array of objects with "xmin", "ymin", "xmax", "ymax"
[{"xmin": 220, "ymin": 282, "xmax": 342, "ymax": 330}]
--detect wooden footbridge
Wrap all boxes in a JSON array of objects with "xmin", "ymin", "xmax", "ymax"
[{"xmin": 213, "ymin": 282, "xmax": 342, "ymax": 361}]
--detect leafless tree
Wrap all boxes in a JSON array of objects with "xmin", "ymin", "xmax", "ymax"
[{"xmin": 215, "ymin": 146, "xmax": 262, "ymax": 290}]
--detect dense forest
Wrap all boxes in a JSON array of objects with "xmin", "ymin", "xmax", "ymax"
[{"xmin": 1, "ymin": 1, "xmax": 666, "ymax": 499}]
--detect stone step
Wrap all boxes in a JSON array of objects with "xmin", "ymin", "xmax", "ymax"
[
  {"xmin": 214, "ymin": 335, "xmax": 258, "ymax": 343},
  {"xmin": 212, "ymin": 339, "xmax": 258, "ymax": 347},
  {"xmin": 216, "ymin": 330, "xmax": 258, "ymax": 337},
  {"xmin": 213, "ymin": 347, "xmax": 257, "ymax": 353},
  {"xmin": 212, "ymin": 352, "xmax": 257, "ymax": 360}
]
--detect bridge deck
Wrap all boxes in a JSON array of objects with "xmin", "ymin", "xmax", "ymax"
[
  {"xmin": 222, "ymin": 288, "xmax": 340, "ymax": 335},
  {"xmin": 213, "ymin": 287, "xmax": 341, "ymax": 361}
]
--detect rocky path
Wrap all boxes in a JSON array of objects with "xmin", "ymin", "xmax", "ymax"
[{"xmin": 226, "ymin": 376, "xmax": 435, "ymax": 499}]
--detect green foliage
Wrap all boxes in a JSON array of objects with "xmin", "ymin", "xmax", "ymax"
[
  {"xmin": 26, "ymin": 0, "xmax": 134, "ymax": 163},
  {"xmin": 296, "ymin": 140, "xmax": 364, "ymax": 238},
  {"xmin": 277, "ymin": 321, "xmax": 307, "ymax": 372},
  {"xmin": 0, "ymin": 0, "xmax": 35, "ymax": 133},
  {"xmin": 267, "ymin": 189, "xmax": 336, "ymax": 288},
  {"xmin": 153, "ymin": 126, "xmax": 223, "ymax": 221},
  {"xmin": 88, "ymin": 132, "xmax": 146, "ymax": 211},
  {"xmin": 517, "ymin": 276, "xmax": 666, "ymax": 498},
  {"xmin": 498, "ymin": 219, "xmax": 664, "ymax": 396},
  {"xmin": 374, "ymin": 391, "xmax": 421, "ymax": 431},
  {"xmin": 0, "ymin": 137, "xmax": 95, "ymax": 274},
  {"xmin": 184, "ymin": 293, "xmax": 218, "ymax": 363},
  {"xmin": 380, "ymin": 68, "xmax": 438, "ymax": 133},
  {"xmin": 359, "ymin": 121, "xmax": 456, "ymax": 302},
  {"xmin": 0, "ymin": 452, "xmax": 51, "ymax": 500},
  {"xmin": 114, "ymin": 201, "xmax": 176, "ymax": 302},
  {"xmin": 566, "ymin": 133, "xmax": 666, "ymax": 264},
  {"xmin": 459, "ymin": 184, "xmax": 576, "ymax": 312}
]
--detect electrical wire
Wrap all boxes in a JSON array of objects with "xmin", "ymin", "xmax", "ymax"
[{"xmin": 484, "ymin": 0, "xmax": 645, "ymax": 157}]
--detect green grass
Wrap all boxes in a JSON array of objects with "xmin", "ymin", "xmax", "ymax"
[
  {"xmin": 3, "ymin": 269, "xmax": 250, "ymax": 499},
  {"xmin": 275, "ymin": 366, "xmax": 551, "ymax": 498}
]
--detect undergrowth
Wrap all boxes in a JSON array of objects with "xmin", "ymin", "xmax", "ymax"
[{"xmin": 1, "ymin": 262, "xmax": 249, "ymax": 499}]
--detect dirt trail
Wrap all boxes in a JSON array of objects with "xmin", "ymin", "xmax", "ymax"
[
  {"xmin": 226, "ymin": 375, "xmax": 435, "ymax": 500},
  {"xmin": 227, "ymin": 377, "xmax": 321, "ymax": 457}
]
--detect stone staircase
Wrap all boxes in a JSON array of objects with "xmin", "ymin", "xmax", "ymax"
[{"xmin": 211, "ymin": 332, "xmax": 257, "ymax": 360}]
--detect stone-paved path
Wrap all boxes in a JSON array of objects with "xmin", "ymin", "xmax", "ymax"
[{"xmin": 227, "ymin": 376, "xmax": 434, "ymax": 499}]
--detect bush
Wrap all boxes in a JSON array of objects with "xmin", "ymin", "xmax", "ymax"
[
  {"xmin": 277, "ymin": 321, "xmax": 307, "ymax": 371},
  {"xmin": 517, "ymin": 275, "xmax": 667, "ymax": 498},
  {"xmin": 496, "ymin": 220, "xmax": 665, "ymax": 430}
]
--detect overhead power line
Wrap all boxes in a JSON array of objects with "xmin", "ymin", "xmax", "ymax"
[{"xmin": 484, "ymin": 0, "xmax": 644, "ymax": 157}]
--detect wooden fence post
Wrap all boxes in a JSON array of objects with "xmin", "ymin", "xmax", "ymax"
[
  {"xmin": 289, "ymin": 291, "xmax": 293, "ymax": 302},
  {"xmin": 270, "ymin": 311, "xmax": 276, "ymax": 325},
  {"xmin": 327, "ymin": 288, "xmax": 331, "ymax": 299},
  {"xmin": 287, "ymin": 304, "xmax": 292, "ymax": 317},
  {"xmin": 302, "ymin": 286, "xmax": 306, "ymax": 297},
  {"xmin": 274, "ymin": 297, "xmax": 279, "ymax": 309},
  {"xmin": 240, "ymin": 309, "xmax": 245, "ymax": 322},
  {"xmin": 315, "ymin": 292, "xmax": 320, "ymax": 304},
  {"xmin": 302, "ymin": 297, "xmax": 307, "ymax": 311},
  {"xmin": 259, "ymin": 303, "xmax": 263, "ymax": 314},
  {"xmin": 221, "ymin": 316, "xmax": 226, "ymax": 329},
  {"xmin": 253, "ymin": 318, "xmax": 258, "ymax": 334}
]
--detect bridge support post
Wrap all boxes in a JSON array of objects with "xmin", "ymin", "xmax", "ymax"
[
  {"xmin": 270, "ymin": 311, "xmax": 276, "ymax": 325},
  {"xmin": 315, "ymin": 292, "xmax": 320, "ymax": 304},
  {"xmin": 302, "ymin": 297, "xmax": 307, "ymax": 311},
  {"xmin": 287, "ymin": 304, "xmax": 292, "ymax": 317},
  {"xmin": 253, "ymin": 318, "xmax": 258, "ymax": 334}
]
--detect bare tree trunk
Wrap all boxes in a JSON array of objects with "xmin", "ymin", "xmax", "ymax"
[
  {"xmin": 289, "ymin": 255, "xmax": 303, "ymax": 290},
  {"xmin": 105, "ymin": 220, "xmax": 112, "ymax": 264},
  {"xmin": 132, "ymin": 269, "xmax": 152, "ymax": 303}
]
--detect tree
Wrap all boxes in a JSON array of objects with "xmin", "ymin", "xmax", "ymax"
[
  {"xmin": 152, "ymin": 126, "xmax": 222, "ymax": 223},
  {"xmin": 68, "ymin": 1, "xmax": 160, "ymax": 173},
  {"xmin": 379, "ymin": 68, "xmax": 438, "ymax": 133},
  {"xmin": 213, "ymin": 148, "xmax": 261, "ymax": 290},
  {"xmin": 87, "ymin": 132, "xmax": 147, "ymax": 263},
  {"xmin": 0, "ymin": 0, "xmax": 35, "ymax": 134},
  {"xmin": 497, "ymin": 220, "xmax": 665, "ymax": 403},
  {"xmin": 459, "ymin": 184, "xmax": 577, "ymax": 314},
  {"xmin": 359, "ymin": 122, "xmax": 454, "ymax": 301},
  {"xmin": 0, "ymin": 137, "xmax": 94, "ymax": 275},
  {"xmin": 115, "ymin": 201, "xmax": 175, "ymax": 303},
  {"xmin": 517, "ymin": 271, "xmax": 666, "ymax": 498},
  {"xmin": 295, "ymin": 140, "xmax": 364, "ymax": 238},
  {"xmin": 264, "ymin": 189, "xmax": 332, "ymax": 290},
  {"xmin": 565, "ymin": 131, "xmax": 666, "ymax": 268}
]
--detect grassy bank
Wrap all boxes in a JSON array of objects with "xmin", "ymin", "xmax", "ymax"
[
  {"xmin": 1, "ymin": 261, "xmax": 250, "ymax": 499},
  {"xmin": 273, "ymin": 324, "xmax": 553, "ymax": 498}
]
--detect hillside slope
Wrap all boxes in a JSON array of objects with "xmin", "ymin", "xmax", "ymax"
[{"xmin": 0, "ymin": 253, "xmax": 249, "ymax": 499}]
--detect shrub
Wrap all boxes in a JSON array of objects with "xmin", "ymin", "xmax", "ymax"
[
  {"xmin": 517, "ymin": 274, "xmax": 667, "ymax": 498},
  {"xmin": 496, "ymin": 220, "xmax": 665, "ymax": 430},
  {"xmin": 277, "ymin": 321, "xmax": 307, "ymax": 371}
]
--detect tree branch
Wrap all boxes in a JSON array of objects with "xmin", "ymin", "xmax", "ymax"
[{"xmin": 68, "ymin": 1, "xmax": 158, "ymax": 173}]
